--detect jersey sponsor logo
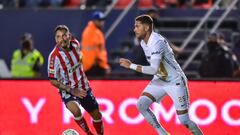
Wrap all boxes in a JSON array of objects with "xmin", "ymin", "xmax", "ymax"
[
  {"xmin": 151, "ymin": 51, "xmax": 161, "ymax": 55},
  {"xmin": 68, "ymin": 63, "xmax": 81, "ymax": 73}
]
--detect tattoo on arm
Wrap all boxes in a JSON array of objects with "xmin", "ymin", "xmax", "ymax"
[{"xmin": 50, "ymin": 79, "xmax": 70, "ymax": 92}]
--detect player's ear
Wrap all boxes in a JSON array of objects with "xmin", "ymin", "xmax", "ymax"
[{"xmin": 144, "ymin": 25, "xmax": 150, "ymax": 32}]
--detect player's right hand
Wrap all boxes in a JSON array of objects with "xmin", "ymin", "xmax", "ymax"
[
  {"xmin": 70, "ymin": 88, "xmax": 87, "ymax": 98},
  {"xmin": 119, "ymin": 58, "xmax": 131, "ymax": 69}
]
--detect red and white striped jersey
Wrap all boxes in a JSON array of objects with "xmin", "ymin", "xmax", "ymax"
[{"xmin": 48, "ymin": 40, "xmax": 90, "ymax": 91}]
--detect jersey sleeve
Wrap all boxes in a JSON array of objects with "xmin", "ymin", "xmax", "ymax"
[
  {"xmin": 150, "ymin": 40, "xmax": 164, "ymax": 59},
  {"xmin": 47, "ymin": 54, "xmax": 60, "ymax": 79},
  {"xmin": 141, "ymin": 40, "xmax": 165, "ymax": 75},
  {"xmin": 149, "ymin": 40, "xmax": 165, "ymax": 68},
  {"xmin": 71, "ymin": 38, "xmax": 81, "ymax": 50}
]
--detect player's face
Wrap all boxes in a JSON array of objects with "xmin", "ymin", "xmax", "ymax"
[
  {"xmin": 55, "ymin": 30, "xmax": 70, "ymax": 49},
  {"xmin": 134, "ymin": 21, "xmax": 147, "ymax": 39}
]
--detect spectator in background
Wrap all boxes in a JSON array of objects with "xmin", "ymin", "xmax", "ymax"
[
  {"xmin": 216, "ymin": 32, "xmax": 240, "ymax": 77},
  {"xmin": 217, "ymin": 32, "xmax": 232, "ymax": 49},
  {"xmin": 217, "ymin": 32, "xmax": 240, "ymax": 77},
  {"xmin": 81, "ymin": 11, "xmax": 111, "ymax": 76},
  {"xmin": 146, "ymin": 9, "xmax": 161, "ymax": 29},
  {"xmin": 233, "ymin": 35, "xmax": 240, "ymax": 62},
  {"xmin": 199, "ymin": 32, "xmax": 239, "ymax": 78},
  {"xmin": 11, "ymin": 33, "xmax": 44, "ymax": 78},
  {"xmin": 233, "ymin": 38, "xmax": 240, "ymax": 77}
]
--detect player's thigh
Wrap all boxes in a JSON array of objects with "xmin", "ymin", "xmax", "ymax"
[
  {"xmin": 79, "ymin": 89, "xmax": 100, "ymax": 116},
  {"xmin": 143, "ymin": 81, "xmax": 167, "ymax": 102},
  {"xmin": 59, "ymin": 90, "xmax": 82, "ymax": 117},
  {"xmin": 166, "ymin": 84, "xmax": 190, "ymax": 111},
  {"xmin": 66, "ymin": 101, "xmax": 82, "ymax": 117}
]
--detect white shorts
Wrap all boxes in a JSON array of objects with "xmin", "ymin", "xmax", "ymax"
[{"xmin": 143, "ymin": 76, "xmax": 190, "ymax": 110}]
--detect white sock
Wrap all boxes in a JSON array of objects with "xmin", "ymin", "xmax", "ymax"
[
  {"xmin": 178, "ymin": 113, "xmax": 203, "ymax": 135},
  {"xmin": 137, "ymin": 96, "xmax": 168, "ymax": 135}
]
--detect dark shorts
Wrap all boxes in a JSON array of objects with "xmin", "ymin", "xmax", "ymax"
[{"xmin": 59, "ymin": 88, "xmax": 99, "ymax": 113}]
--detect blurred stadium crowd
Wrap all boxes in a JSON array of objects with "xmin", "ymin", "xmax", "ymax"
[
  {"xmin": 0, "ymin": 0, "xmax": 233, "ymax": 9},
  {"xmin": 0, "ymin": 0, "xmax": 240, "ymax": 80}
]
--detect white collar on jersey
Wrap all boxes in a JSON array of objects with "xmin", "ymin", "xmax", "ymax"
[{"xmin": 141, "ymin": 31, "xmax": 157, "ymax": 46}]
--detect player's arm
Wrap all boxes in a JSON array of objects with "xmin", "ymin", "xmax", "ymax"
[
  {"xmin": 119, "ymin": 40, "xmax": 163, "ymax": 75},
  {"xmin": 48, "ymin": 54, "xmax": 86, "ymax": 98},
  {"xmin": 49, "ymin": 79, "xmax": 86, "ymax": 98},
  {"xmin": 119, "ymin": 58, "xmax": 160, "ymax": 75},
  {"xmin": 49, "ymin": 79, "xmax": 71, "ymax": 92}
]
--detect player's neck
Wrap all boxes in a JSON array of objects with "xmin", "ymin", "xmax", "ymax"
[{"xmin": 143, "ymin": 31, "xmax": 152, "ymax": 45}]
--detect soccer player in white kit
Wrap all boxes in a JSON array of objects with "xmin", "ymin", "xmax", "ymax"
[{"xmin": 119, "ymin": 15, "xmax": 203, "ymax": 135}]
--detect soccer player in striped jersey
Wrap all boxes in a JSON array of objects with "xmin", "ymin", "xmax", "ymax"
[
  {"xmin": 48, "ymin": 25, "xmax": 103, "ymax": 135},
  {"xmin": 119, "ymin": 15, "xmax": 203, "ymax": 135}
]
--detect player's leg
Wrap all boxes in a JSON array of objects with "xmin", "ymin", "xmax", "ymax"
[
  {"xmin": 60, "ymin": 90, "xmax": 93, "ymax": 135},
  {"xmin": 177, "ymin": 110, "xmax": 203, "ymax": 135},
  {"xmin": 65, "ymin": 101, "xmax": 93, "ymax": 135},
  {"xmin": 89, "ymin": 109, "xmax": 104, "ymax": 135},
  {"xmin": 80, "ymin": 89, "xmax": 104, "ymax": 135},
  {"xmin": 166, "ymin": 78, "xmax": 203, "ymax": 135},
  {"xmin": 137, "ymin": 81, "xmax": 169, "ymax": 135}
]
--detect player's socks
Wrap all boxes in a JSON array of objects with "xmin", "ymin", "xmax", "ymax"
[
  {"xmin": 93, "ymin": 119, "xmax": 104, "ymax": 135},
  {"xmin": 178, "ymin": 113, "xmax": 203, "ymax": 135},
  {"xmin": 137, "ymin": 96, "xmax": 168, "ymax": 135},
  {"xmin": 74, "ymin": 116, "xmax": 92, "ymax": 133}
]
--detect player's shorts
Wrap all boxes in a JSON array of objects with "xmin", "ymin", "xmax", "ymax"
[
  {"xmin": 143, "ymin": 76, "xmax": 190, "ymax": 111},
  {"xmin": 59, "ymin": 88, "xmax": 99, "ymax": 113}
]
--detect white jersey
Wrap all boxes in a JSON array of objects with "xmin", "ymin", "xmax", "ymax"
[{"xmin": 140, "ymin": 32, "xmax": 186, "ymax": 83}]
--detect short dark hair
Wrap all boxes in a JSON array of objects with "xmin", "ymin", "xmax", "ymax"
[
  {"xmin": 54, "ymin": 25, "xmax": 69, "ymax": 34},
  {"xmin": 135, "ymin": 14, "xmax": 153, "ymax": 30}
]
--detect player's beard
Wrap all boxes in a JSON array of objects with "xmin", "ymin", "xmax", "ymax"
[{"xmin": 60, "ymin": 40, "xmax": 70, "ymax": 49}]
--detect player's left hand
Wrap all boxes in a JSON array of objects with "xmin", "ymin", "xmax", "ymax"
[
  {"xmin": 70, "ymin": 88, "xmax": 87, "ymax": 99},
  {"xmin": 119, "ymin": 58, "xmax": 131, "ymax": 69}
]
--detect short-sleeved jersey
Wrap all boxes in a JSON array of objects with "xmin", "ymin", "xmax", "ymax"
[
  {"xmin": 140, "ymin": 32, "xmax": 186, "ymax": 82},
  {"xmin": 48, "ymin": 40, "xmax": 90, "ymax": 91}
]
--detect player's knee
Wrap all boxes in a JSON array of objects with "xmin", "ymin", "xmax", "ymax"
[
  {"xmin": 71, "ymin": 109, "xmax": 82, "ymax": 117},
  {"xmin": 67, "ymin": 106, "xmax": 82, "ymax": 117},
  {"xmin": 90, "ymin": 109, "xmax": 102, "ymax": 120}
]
